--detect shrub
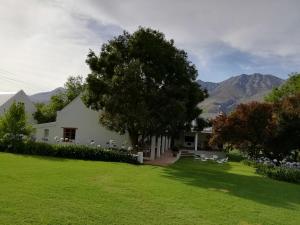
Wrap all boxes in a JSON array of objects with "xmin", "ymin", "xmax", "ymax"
[
  {"xmin": 243, "ymin": 160, "xmax": 300, "ymax": 184},
  {"xmin": 227, "ymin": 149, "xmax": 245, "ymax": 162},
  {"xmin": 0, "ymin": 141, "xmax": 139, "ymax": 164},
  {"xmin": 242, "ymin": 159, "xmax": 258, "ymax": 167},
  {"xmin": 256, "ymin": 164, "xmax": 300, "ymax": 184}
]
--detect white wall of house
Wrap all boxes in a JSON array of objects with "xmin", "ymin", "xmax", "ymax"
[
  {"xmin": 34, "ymin": 96, "xmax": 131, "ymax": 148},
  {"xmin": 34, "ymin": 122, "xmax": 60, "ymax": 142},
  {"xmin": 0, "ymin": 90, "xmax": 36, "ymax": 124}
]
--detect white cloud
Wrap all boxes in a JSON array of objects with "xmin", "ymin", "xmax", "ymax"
[
  {"xmin": 0, "ymin": 0, "xmax": 300, "ymax": 93},
  {"xmin": 0, "ymin": 0, "xmax": 101, "ymax": 94}
]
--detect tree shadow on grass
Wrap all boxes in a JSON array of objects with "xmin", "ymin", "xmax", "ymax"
[{"xmin": 163, "ymin": 158, "xmax": 300, "ymax": 209}]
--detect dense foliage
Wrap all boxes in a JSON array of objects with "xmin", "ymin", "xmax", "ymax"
[
  {"xmin": 83, "ymin": 27, "xmax": 207, "ymax": 146},
  {"xmin": 0, "ymin": 102, "xmax": 34, "ymax": 147},
  {"xmin": 268, "ymin": 93, "xmax": 300, "ymax": 159},
  {"xmin": 34, "ymin": 76, "xmax": 84, "ymax": 123},
  {"xmin": 210, "ymin": 93, "xmax": 300, "ymax": 159},
  {"xmin": 0, "ymin": 141, "xmax": 138, "ymax": 164},
  {"xmin": 210, "ymin": 102, "xmax": 275, "ymax": 157}
]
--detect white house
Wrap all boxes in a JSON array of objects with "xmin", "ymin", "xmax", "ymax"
[
  {"xmin": 0, "ymin": 90, "xmax": 36, "ymax": 123},
  {"xmin": 34, "ymin": 95, "xmax": 172, "ymax": 160},
  {"xmin": 0, "ymin": 89, "xmax": 185, "ymax": 162},
  {"xmin": 34, "ymin": 96, "xmax": 131, "ymax": 148}
]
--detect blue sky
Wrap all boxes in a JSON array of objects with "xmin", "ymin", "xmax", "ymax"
[{"xmin": 0, "ymin": 0, "xmax": 300, "ymax": 93}]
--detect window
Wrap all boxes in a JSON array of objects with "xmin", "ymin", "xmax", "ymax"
[
  {"xmin": 63, "ymin": 128, "xmax": 77, "ymax": 141},
  {"xmin": 42, "ymin": 129, "xmax": 49, "ymax": 141},
  {"xmin": 44, "ymin": 129, "xmax": 49, "ymax": 138}
]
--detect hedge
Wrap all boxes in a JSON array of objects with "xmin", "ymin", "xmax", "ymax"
[
  {"xmin": 0, "ymin": 141, "xmax": 139, "ymax": 164},
  {"xmin": 242, "ymin": 160, "xmax": 300, "ymax": 184}
]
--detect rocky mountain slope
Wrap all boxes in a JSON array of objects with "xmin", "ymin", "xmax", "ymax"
[
  {"xmin": 198, "ymin": 73, "xmax": 284, "ymax": 118},
  {"xmin": 30, "ymin": 87, "xmax": 65, "ymax": 103}
]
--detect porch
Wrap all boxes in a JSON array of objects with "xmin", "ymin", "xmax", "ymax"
[
  {"xmin": 175, "ymin": 127, "xmax": 219, "ymax": 152},
  {"xmin": 144, "ymin": 150, "xmax": 180, "ymax": 166},
  {"xmin": 142, "ymin": 135, "xmax": 172, "ymax": 161}
]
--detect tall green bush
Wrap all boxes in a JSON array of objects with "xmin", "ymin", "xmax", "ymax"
[{"xmin": 0, "ymin": 101, "xmax": 34, "ymax": 147}]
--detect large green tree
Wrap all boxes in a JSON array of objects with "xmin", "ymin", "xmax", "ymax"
[{"xmin": 83, "ymin": 27, "xmax": 207, "ymax": 146}]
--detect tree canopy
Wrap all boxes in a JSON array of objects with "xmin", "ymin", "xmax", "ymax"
[
  {"xmin": 265, "ymin": 73, "xmax": 300, "ymax": 102},
  {"xmin": 267, "ymin": 93, "xmax": 300, "ymax": 159},
  {"xmin": 83, "ymin": 27, "xmax": 207, "ymax": 146},
  {"xmin": 210, "ymin": 102, "xmax": 275, "ymax": 157},
  {"xmin": 210, "ymin": 93, "xmax": 300, "ymax": 159}
]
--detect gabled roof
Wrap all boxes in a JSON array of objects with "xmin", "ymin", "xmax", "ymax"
[
  {"xmin": 0, "ymin": 90, "xmax": 34, "ymax": 110},
  {"xmin": 0, "ymin": 92, "xmax": 16, "ymax": 107}
]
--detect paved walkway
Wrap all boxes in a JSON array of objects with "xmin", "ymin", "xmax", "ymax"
[
  {"xmin": 144, "ymin": 150, "xmax": 226, "ymax": 166},
  {"xmin": 144, "ymin": 150, "xmax": 180, "ymax": 166},
  {"xmin": 194, "ymin": 150, "xmax": 226, "ymax": 159}
]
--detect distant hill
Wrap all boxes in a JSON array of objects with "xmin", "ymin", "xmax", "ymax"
[
  {"xmin": 197, "ymin": 80, "xmax": 219, "ymax": 93},
  {"xmin": 198, "ymin": 73, "xmax": 285, "ymax": 118},
  {"xmin": 30, "ymin": 87, "xmax": 65, "ymax": 103}
]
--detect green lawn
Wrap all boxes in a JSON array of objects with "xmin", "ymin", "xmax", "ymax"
[{"xmin": 0, "ymin": 152, "xmax": 299, "ymax": 225}]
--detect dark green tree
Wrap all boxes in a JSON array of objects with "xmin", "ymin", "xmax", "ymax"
[
  {"xmin": 83, "ymin": 27, "xmax": 207, "ymax": 146},
  {"xmin": 33, "ymin": 102, "xmax": 57, "ymax": 124},
  {"xmin": 64, "ymin": 76, "xmax": 85, "ymax": 101}
]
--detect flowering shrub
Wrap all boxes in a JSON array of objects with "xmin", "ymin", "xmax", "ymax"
[
  {"xmin": 242, "ymin": 159, "xmax": 300, "ymax": 184},
  {"xmin": 0, "ymin": 141, "xmax": 139, "ymax": 164}
]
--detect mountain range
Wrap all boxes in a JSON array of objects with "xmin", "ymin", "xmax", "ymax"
[
  {"xmin": 30, "ymin": 87, "xmax": 65, "ymax": 103},
  {"xmin": 198, "ymin": 73, "xmax": 284, "ymax": 118},
  {"xmin": 29, "ymin": 73, "xmax": 285, "ymax": 118}
]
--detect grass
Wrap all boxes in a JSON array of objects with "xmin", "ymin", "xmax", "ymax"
[{"xmin": 0, "ymin": 153, "xmax": 299, "ymax": 225}]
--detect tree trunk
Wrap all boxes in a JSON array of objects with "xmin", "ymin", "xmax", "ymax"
[{"xmin": 129, "ymin": 130, "xmax": 139, "ymax": 150}]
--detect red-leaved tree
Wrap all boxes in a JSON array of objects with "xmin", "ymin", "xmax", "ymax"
[{"xmin": 210, "ymin": 102, "xmax": 275, "ymax": 158}]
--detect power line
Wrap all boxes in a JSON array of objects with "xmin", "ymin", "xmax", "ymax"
[
  {"xmin": 0, "ymin": 67, "xmax": 44, "ymax": 79},
  {"xmin": 0, "ymin": 67, "xmax": 67, "ymax": 89},
  {"xmin": 0, "ymin": 68, "xmax": 46, "ymax": 89},
  {"xmin": 0, "ymin": 72, "xmax": 32, "ymax": 86}
]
